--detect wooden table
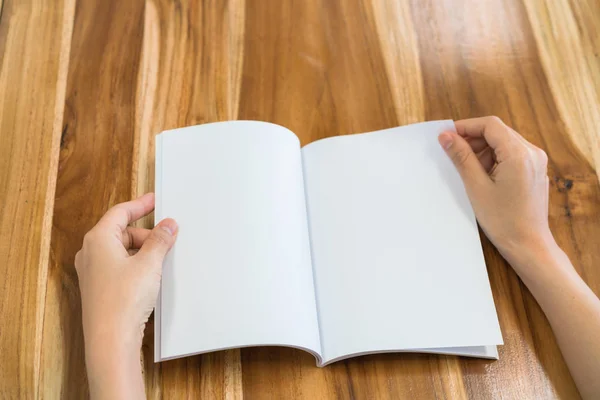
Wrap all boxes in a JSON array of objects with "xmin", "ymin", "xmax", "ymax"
[{"xmin": 1, "ymin": 0, "xmax": 599, "ymax": 398}]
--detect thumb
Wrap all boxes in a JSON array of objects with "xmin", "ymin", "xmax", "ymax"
[
  {"xmin": 137, "ymin": 218, "xmax": 178, "ymax": 263},
  {"xmin": 438, "ymin": 131, "xmax": 488, "ymax": 188}
]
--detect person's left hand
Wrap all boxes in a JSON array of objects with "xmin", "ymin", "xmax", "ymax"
[{"xmin": 75, "ymin": 193, "xmax": 177, "ymax": 398}]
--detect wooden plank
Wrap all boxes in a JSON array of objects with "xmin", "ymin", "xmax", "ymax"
[
  {"xmin": 523, "ymin": 0, "xmax": 600, "ymax": 177},
  {"xmin": 135, "ymin": 0, "xmax": 245, "ymax": 398},
  {"xmin": 37, "ymin": 1, "xmax": 145, "ymax": 397},
  {"xmin": 237, "ymin": 0, "xmax": 398, "ymax": 143},
  {"xmin": 0, "ymin": 0, "xmax": 74, "ymax": 397},
  {"xmin": 371, "ymin": 0, "xmax": 425, "ymax": 126}
]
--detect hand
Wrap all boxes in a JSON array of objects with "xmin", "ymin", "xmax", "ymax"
[
  {"xmin": 439, "ymin": 117, "xmax": 600, "ymax": 399},
  {"xmin": 75, "ymin": 193, "xmax": 177, "ymax": 399},
  {"xmin": 438, "ymin": 116, "xmax": 553, "ymax": 267}
]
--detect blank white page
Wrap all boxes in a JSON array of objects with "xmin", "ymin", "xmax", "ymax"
[
  {"xmin": 155, "ymin": 121, "xmax": 321, "ymax": 362},
  {"xmin": 302, "ymin": 120, "xmax": 503, "ymax": 363}
]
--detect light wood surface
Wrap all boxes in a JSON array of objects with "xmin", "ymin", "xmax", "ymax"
[{"xmin": 0, "ymin": 0, "xmax": 598, "ymax": 398}]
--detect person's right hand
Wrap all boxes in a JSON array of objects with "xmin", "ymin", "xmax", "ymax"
[{"xmin": 438, "ymin": 116, "xmax": 554, "ymax": 269}]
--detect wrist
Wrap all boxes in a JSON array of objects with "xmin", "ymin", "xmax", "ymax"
[
  {"xmin": 497, "ymin": 230, "xmax": 557, "ymax": 270},
  {"xmin": 505, "ymin": 239, "xmax": 591, "ymax": 320},
  {"xmin": 85, "ymin": 330, "xmax": 140, "ymax": 362},
  {"xmin": 500, "ymin": 234, "xmax": 576, "ymax": 285},
  {"xmin": 84, "ymin": 327, "xmax": 145, "ymax": 399}
]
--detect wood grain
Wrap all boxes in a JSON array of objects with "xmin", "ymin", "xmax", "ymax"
[
  {"xmin": 0, "ymin": 0, "xmax": 598, "ymax": 398},
  {"xmin": 0, "ymin": 0, "xmax": 74, "ymax": 397},
  {"xmin": 523, "ymin": 0, "xmax": 600, "ymax": 176},
  {"xmin": 38, "ymin": 1, "xmax": 146, "ymax": 398}
]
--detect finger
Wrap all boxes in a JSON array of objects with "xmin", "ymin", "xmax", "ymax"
[
  {"xmin": 477, "ymin": 147, "xmax": 496, "ymax": 173},
  {"xmin": 508, "ymin": 126, "xmax": 542, "ymax": 153},
  {"xmin": 546, "ymin": 176, "xmax": 550, "ymax": 209},
  {"xmin": 122, "ymin": 227, "xmax": 152, "ymax": 249},
  {"xmin": 466, "ymin": 137, "xmax": 489, "ymax": 153},
  {"xmin": 97, "ymin": 193, "xmax": 155, "ymax": 231},
  {"xmin": 455, "ymin": 116, "xmax": 521, "ymax": 150},
  {"xmin": 128, "ymin": 249, "xmax": 139, "ymax": 256},
  {"xmin": 136, "ymin": 218, "xmax": 178, "ymax": 267},
  {"xmin": 438, "ymin": 132, "xmax": 490, "ymax": 188}
]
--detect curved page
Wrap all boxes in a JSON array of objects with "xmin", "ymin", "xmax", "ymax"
[
  {"xmin": 319, "ymin": 345, "xmax": 498, "ymax": 367},
  {"xmin": 155, "ymin": 121, "xmax": 321, "ymax": 362},
  {"xmin": 302, "ymin": 120, "xmax": 502, "ymax": 364}
]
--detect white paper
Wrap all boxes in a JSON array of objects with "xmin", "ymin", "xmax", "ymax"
[
  {"xmin": 302, "ymin": 120, "xmax": 503, "ymax": 363},
  {"xmin": 319, "ymin": 345, "xmax": 498, "ymax": 366},
  {"xmin": 155, "ymin": 121, "xmax": 321, "ymax": 361}
]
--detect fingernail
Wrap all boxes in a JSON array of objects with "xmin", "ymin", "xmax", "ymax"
[
  {"xmin": 438, "ymin": 132, "xmax": 454, "ymax": 150},
  {"xmin": 139, "ymin": 192, "xmax": 155, "ymax": 201},
  {"xmin": 159, "ymin": 219, "xmax": 178, "ymax": 236}
]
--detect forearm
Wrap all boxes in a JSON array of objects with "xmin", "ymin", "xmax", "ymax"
[
  {"xmin": 510, "ymin": 240, "xmax": 600, "ymax": 400},
  {"xmin": 84, "ymin": 331, "xmax": 146, "ymax": 399}
]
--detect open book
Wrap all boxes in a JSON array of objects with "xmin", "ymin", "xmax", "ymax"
[{"xmin": 154, "ymin": 120, "xmax": 503, "ymax": 366}]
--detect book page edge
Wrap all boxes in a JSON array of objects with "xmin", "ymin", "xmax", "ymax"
[
  {"xmin": 318, "ymin": 345, "xmax": 499, "ymax": 367},
  {"xmin": 154, "ymin": 133, "xmax": 163, "ymax": 362}
]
